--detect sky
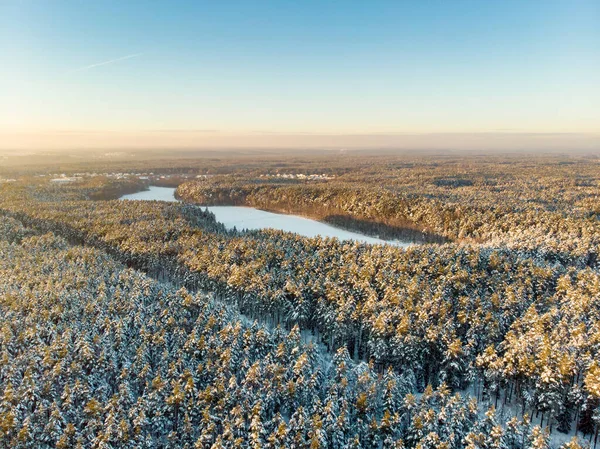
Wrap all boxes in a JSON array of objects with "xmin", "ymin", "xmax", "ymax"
[{"xmin": 0, "ymin": 0, "xmax": 598, "ymax": 151}]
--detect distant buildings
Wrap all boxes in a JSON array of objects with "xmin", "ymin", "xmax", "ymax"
[
  {"xmin": 259, "ymin": 173, "xmax": 335, "ymax": 181},
  {"xmin": 50, "ymin": 176, "xmax": 82, "ymax": 183}
]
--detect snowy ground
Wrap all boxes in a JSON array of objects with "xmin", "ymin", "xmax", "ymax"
[{"xmin": 462, "ymin": 383, "xmax": 589, "ymax": 448}]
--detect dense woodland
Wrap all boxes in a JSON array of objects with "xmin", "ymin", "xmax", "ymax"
[{"xmin": 1, "ymin": 155, "xmax": 600, "ymax": 448}]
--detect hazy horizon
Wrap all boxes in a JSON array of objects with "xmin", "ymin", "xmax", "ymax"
[{"xmin": 1, "ymin": 130, "xmax": 599, "ymax": 153}]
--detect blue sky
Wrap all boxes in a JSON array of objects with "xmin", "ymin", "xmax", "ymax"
[{"xmin": 0, "ymin": 0, "xmax": 598, "ymax": 150}]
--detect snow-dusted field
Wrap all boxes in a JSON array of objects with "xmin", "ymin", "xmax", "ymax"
[{"xmin": 121, "ymin": 186, "xmax": 411, "ymax": 247}]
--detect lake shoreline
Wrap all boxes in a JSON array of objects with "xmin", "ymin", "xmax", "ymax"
[{"xmin": 120, "ymin": 186, "xmax": 414, "ymax": 247}]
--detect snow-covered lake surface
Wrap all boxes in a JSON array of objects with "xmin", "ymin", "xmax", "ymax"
[{"xmin": 120, "ymin": 186, "xmax": 411, "ymax": 247}]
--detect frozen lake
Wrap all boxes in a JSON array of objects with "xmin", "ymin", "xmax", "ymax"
[{"xmin": 121, "ymin": 186, "xmax": 411, "ymax": 247}]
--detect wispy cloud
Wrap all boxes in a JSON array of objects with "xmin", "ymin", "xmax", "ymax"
[{"xmin": 71, "ymin": 52, "xmax": 143, "ymax": 72}]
